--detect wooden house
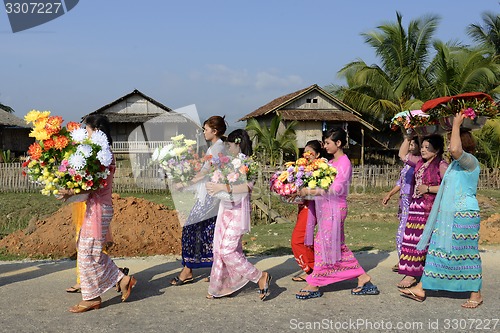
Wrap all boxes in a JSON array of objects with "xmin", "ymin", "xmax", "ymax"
[
  {"xmin": 0, "ymin": 107, "xmax": 33, "ymax": 159},
  {"xmin": 239, "ymin": 84, "xmax": 385, "ymax": 165},
  {"xmin": 82, "ymin": 89, "xmax": 202, "ymax": 154}
]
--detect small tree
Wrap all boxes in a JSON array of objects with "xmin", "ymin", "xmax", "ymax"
[{"xmin": 245, "ymin": 114, "xmax": 298, "ymax": 166}]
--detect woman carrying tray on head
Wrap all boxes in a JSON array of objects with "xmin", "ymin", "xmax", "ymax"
[
  {"xmin": 397, "ymin": 133, "xmax": 448, "ymax": 288},
  {"xmin": 382, "ymin": 136, "xmax": 420, "ymax": 272},
  {"xmin": 399, "ymin": 113, "xmax": 483, "ymax": 308}
]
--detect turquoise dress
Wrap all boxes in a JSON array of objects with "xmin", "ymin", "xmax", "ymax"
[{"xmin": 418, "ymin": 151, "xmax": 481, "ymax": 292}]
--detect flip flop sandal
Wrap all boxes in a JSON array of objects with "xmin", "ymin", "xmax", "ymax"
[
  {"xmin": 351, "ymin": 282, "xmax": 380, "ymax": 295},
  {"xmin": 66, "ymin": 286, "xmax": 81, "ymax": 293},
  {"xmin": 399, "ymin": 288, "xmax": 426, "ymax": 302},
  {"xmin": 170, "ymin": 276, "xmax": 194, "ymax": 286},
  {"xmin": 396, "ymin": 276, "xmax": 418, "ymax": 288},
  {"xmin": 258, "ymin": 273, "xmax": 272, "ymax": 301},
  {"xmin": 296, "ymin": 289, "xmax": 322, "ymax": 300},
  {"xmin": 461, "ymin": 299, "xmax": 483, "ymax": 308},
  {"xmin": 291, "ymin": 276, "xmax": 307, "ymax": 282}
]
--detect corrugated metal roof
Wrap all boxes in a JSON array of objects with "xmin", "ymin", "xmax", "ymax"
[
  {"xmin": 105, "ymin": 113, "xmax": 188, "ymax": 123},
  {"xmin": 278, "ymin": 110, "xmax": 361, "ymax": 122}
]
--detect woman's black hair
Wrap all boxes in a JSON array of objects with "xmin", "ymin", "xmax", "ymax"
[
  {"xmin": 227, "ymin": 129, "xmax": 252, "ymax": 156},
  {"xmin": 305, "ymin": 140, "xmax": 323, "ymax": 155},
  {"xmin": 323, "ymin": 127, "xmax": 347, "ymax": 148},
  {"xmin": 84, "ymin": 114, "xmax": 113, "ymax": 145},
  {"xmin": 422, "ymin": 134, "xmax": 445, "ymax": 156}
]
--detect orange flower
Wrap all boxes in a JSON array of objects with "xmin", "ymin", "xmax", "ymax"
[
  {"xmin": 66, "ymin": 121, "xmax": 81, "ymax": 132},
  {"xmin": 296, "ymin": 158, "xmax": 308, "ymax": 166},
  {"xmin": 45, "ymin": 116, "xmax": 63, "ymax": 136},
  {"xmin": 28, "ymin": 142, "xmax": 42, "ymax": 160},
  {"xmin": 43, "ymin": 138, "xmax": 55, "ymax": 151},
  {"xmin": 53, "ymin": 135, "xmax": 69, "ymax": 150},
  {"xmin": 239, "ymin": 165, "xmax": 249, "ymax": 174}
]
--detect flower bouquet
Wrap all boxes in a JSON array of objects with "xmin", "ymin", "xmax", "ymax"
[
  {"xmin": 208, "ymin": 153, "xmax": 259, "ymax": 201},
  {"xmin": 390, "ymin": 110, "xmax": 439, "ymax": 136},
  {"xmin": 270, "ymin": 152, "xmax": 337, "ymax": 204},
  {"xmin": 422, "ymin": 92, "xmax": 498, "ymax": 131},
  {"xmin": 151, "ymin": 134, "xmax": 202, "ymax": 186},
  {"xmin": 23, "ymin": 110, "xmax": 113, "ymax": 198}
]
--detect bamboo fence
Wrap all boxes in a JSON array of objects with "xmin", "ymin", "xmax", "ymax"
[{"xmin": 1, "ymin": 163, "xmax": 499, "ymax": 193}]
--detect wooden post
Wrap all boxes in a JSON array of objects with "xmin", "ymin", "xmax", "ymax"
[{"xmin": 361, "ymin": 128, "xmax": 365, "ymax": 167}]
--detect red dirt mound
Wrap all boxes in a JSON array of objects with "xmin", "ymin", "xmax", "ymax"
[
  {"xmin": 0, "ymin": 194, "xmax": 182, "ymax": 258},
  {"xmin": 480, "ymin": 213, "xmax": 500, "ymax": 245}
]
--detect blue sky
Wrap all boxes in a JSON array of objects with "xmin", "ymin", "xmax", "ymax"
[{"xmin": 1, "ymin": 1, "xmax": 499, "ymax": 128}]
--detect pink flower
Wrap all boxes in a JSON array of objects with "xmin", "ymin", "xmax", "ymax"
[
  {"xmin": 58, "ymin": 159, "xmax": 69, "ymax": 172},
  {"xmin": 227, "ymin": 172, "xmax": 240, "ymax": 183},
  {"xmin": 211, "ymin": 170, "xmax": 223, "ymax": 183},
  {"xmin": 463, "ymin": 107, "xmax": 476, "ymax": 119}
]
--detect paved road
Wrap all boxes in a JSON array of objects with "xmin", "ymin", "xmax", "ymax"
[{"xmin": 0, "ymin": 247, "xmax": 499, "ymax": 333}]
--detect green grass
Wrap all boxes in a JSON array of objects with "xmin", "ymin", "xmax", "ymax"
[{"xmin": 0, "ymin": 192, "xmax": 64, "ymax": 235}]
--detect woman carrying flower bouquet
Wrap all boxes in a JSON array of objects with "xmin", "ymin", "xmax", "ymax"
[
  {"xmin": 291, "ymin": 140, "xmax": 323, "ymax": 282},
  {"xmin": 382, "ymin": 136, "xmax": 420, "ymax": 272},
  {"xmin": 295, "ymin": 127, "xmax": 379, "ymax": 300},
  {"xmin": 397, "ymin": 134, "xmax": 447, "ymax": 289},
  {"xmin": 59, "ymin": 114, "xmax": 136, "ymax": 313},
  {"xmin": 205, "ymin": 129, "xmax": 271, "ymax": 300},
  {"xmin": 170, "ymin": 116, "xmax": 227, "ymax": 286}
]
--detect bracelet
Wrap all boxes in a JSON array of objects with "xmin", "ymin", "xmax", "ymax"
[{"xmin": 427, "ymin": 185, "xmax": 430, "ymax": 193}]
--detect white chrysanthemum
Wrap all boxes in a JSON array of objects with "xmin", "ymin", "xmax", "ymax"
[
  {"xmin": 184, "ymin": 139, "xmax": 196, "ymax": 146},
  {"xmin": 71, "ymin": 128, "xmax": 87, "ymax": 143},
  {"xmin": 91, "ymin": 130, "xmax": 109, "ymax": 148},
  {"xmin": 68, "ymin": 152, "xmax": 86, "ymax": 170},
  {"xmin": 76, "ymin": 144, "xmax": 93, "ymax": 158},
  {"xmin": 151, "ymin": 147, "xmax": 160, "ymax": 161},
  {"xmin": 97, "ymin": 148, "xmax": 113, "ymax": 167},
  {"xmin": 231, "ymin": 158, "xmax": 242, "ymax": 169},
  {"xmin": 159, "ymin": 144, "xmax": 173, "ymax": 160}
]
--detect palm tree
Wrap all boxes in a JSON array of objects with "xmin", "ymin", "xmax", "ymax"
[
  {"xmin": 245, "ymin": 114, "xmax": 298, "ymax": 166},
  {"xmin": 426, "ymin": 41, "xmax": 500, "ymax": 99},
  {"xmin": 467, "ymin": 11, "xmax": 500, "ymax": 57},
  {"xmin": 473, "ymin": 119, "xmax": 500, "ymax": 169},
  {"xmin": 338, "ymin": 12, "xmax": 440, "ymax": 123}
]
